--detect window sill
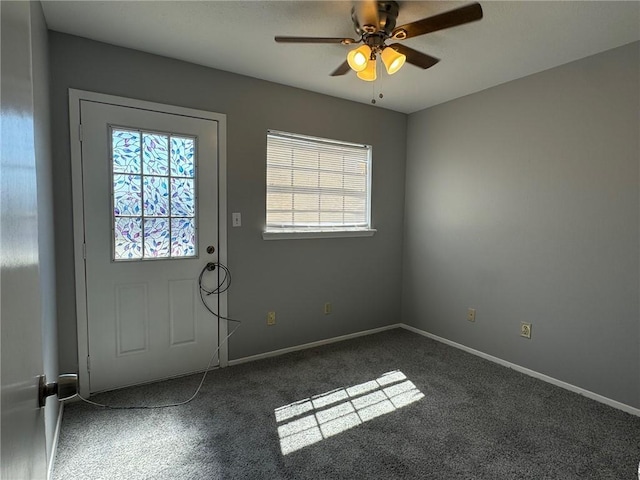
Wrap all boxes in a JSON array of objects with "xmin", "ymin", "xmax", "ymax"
[{"xmin": 262, "ymin": 229, "xmax": 377, "ymax": 241}]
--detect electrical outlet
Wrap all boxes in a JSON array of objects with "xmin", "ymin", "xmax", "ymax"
[
  {"xmin": 467, "ymin": 308, "xmax": 476, "ymax": 322},
  {"xmin": 520, "ymin": 322, "xmax": 532, "ymax": 339},
  {"xmin": 267, "ymin": 311, "xmax": 276, "ymax": 326},
  {"xmin": 324, "ymin": 303, "xmax": 332, "ymax": 315}
]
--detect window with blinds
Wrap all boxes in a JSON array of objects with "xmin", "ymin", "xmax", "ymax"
[{"xmin": 266, "ymin": 130, "xmax": 372, "ymax": 234}]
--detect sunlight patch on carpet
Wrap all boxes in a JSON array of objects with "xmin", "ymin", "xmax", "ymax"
[{"xmin": 275, "ymin": 370, "xmax": 424, "ymax": 455}]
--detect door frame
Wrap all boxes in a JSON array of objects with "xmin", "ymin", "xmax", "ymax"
[{"xmin": 69, "ymin": 89, "xmax": 228, "ymax": 396}]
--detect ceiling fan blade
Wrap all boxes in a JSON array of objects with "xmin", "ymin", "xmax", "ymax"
[
  {"xmin": 275, "ymin": 36, "xmax": 357, "ymax": 45},
  {"xmin": 330, "ymin": 60, "xmax": 351, "ymax": 76},
  {"xmin": 392, "ymin": 2, "xmax": 483, "ymax": 40},
  {"xmin": 388, "ymin": 43, "xmax": 440, "ymax": 70},
  {"xmin": 355, "ymin": 0, "xmax": 379, "ymax": 30}
]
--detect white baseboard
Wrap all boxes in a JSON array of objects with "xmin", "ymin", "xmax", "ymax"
[
  {"xmin": 228, "ymin": 324, "xmax": 402, "ymax": 367},
  {"xmin": 47, "ymin": 402, "xmax": 64, "ymax": 480},
  {"xmin": 228, "ymin": 322, "xmax": 639, "ymax": 417},
  {"xmin": 400, "ymin": 323, "xmax": 640, "ymax": 418}
]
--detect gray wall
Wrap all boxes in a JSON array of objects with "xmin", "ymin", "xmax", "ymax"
[
  {"xmin": 402, "ymin": 42, "xmax": 640, "ymax": 408},
  {"xmin": 31, "ymin": 0, "xmax": 59, "ymax": 463},
  {"xmin": 49, "ymin": 33, "xmax": 407, "ymax": 373}
]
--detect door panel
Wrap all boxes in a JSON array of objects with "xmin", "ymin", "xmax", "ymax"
[
  {"xmin": 115, "ymin": 283, "xmax": 149, "ymax": 355},
  {"xmin": 81, "ymin": 100, "xmax": 220, "ymax": 393},
  {"xmin": 1, "ymin": 2, "xmax": 47, "ymax": 477},
  {"xmin": 169, "ymin": 279, "xmax": 198, "ymax": 345}
]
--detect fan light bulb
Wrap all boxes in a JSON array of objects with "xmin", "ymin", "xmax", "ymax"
[
  {"xmin": 356, "ymin": 59, "xmax": 377, "ymax": 82},
  {"xmin": 381, "ymin": 47, "xmax": 406, "ymax": 75},
  {"xmin": 347, "ymin": 45, "xmax": 371, "ymax": 72}
]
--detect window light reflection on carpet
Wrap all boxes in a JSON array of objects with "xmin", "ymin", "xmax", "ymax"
[{"xmin": 275, "ymin": 370, "xmax": 424, "ymax": 455}]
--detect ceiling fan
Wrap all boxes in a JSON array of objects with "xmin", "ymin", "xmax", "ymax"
[{"xmin": 275, "ymin": 1, "xmax": 483, "ymax": 81}]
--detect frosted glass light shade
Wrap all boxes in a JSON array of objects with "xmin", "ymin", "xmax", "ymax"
[
  {"xmin": 347, "ymin": 45, "xmax": 372, "ymax": 72},
  {"xmin": 381, "ymin": 47, "xmax": 406, "ymax": 75},
  {"xmin": 356, "ymin": 59, "xmax": 377, "ymax": 81}
]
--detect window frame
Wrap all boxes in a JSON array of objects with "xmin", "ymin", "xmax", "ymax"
[{"xmin": 263, "ymin": 130, "xmax": 376, "ymax": 240}]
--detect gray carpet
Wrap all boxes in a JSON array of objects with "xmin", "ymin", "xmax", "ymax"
[{"xmin": 53, "ymin": 328, "xmax": 640, "ymax": 479}]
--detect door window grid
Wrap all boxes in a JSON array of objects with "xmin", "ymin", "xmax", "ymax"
[{"xmin": 110, "ymin": 127, "xmax": 197, "ymax": 260}]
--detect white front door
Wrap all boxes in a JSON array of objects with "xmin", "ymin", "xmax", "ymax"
[{"xmin": 80, "ymin": 99, "xmax": 221, "ymax": 393}]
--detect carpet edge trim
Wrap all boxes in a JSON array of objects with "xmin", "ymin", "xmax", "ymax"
[
  {"xmin": 228, "ymin": 324, "xmax": 402, "ymax": 366},
  {"xmin": 400, "ymin": 324, "xmax": 640, "ymax": 417}
]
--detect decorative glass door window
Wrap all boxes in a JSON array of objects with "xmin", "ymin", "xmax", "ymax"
[{"xmin": 111, "ymin": 128, "xmax": 197, "ymax": 260}]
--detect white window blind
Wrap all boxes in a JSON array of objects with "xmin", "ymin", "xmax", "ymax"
[{"xmin": 266, "ymin": 130, "xmax": 372, "ymax": 233}]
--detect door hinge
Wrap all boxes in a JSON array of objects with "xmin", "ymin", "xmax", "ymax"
[
  {"xmin": 78, "ymin": 124, "xmax": 83, "ymax": 142},
  {"xmin": 87, "ymin": 356, "xmax": 91, "ymax": 372},
  {"xmin": 82, "ymin": 243, "xmax": 87, "ymax": 260}
]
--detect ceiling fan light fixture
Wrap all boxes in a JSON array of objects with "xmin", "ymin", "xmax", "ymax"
[
  {"xmin": 347, "ymin": 45, "xmax": 372, "ymax": 72},
  {"xmin": 381, "ymin": 47, "xmax": 406, "ymax": 75},
  {"xmin": 356, "ymin": 59, "xmax": 377, "ymax": 82},
  {"xmin": 274, "ymin": 2, "xmax": 483, "ymax": 79}
]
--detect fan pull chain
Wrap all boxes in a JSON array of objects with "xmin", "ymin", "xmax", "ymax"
[
  {"xmin": 371, "ymin": 64, "xmax": 384, "ymax": 105},
  {"xmin": 371, "ymin": 57, "xmax": 384, "ymax": 105}
]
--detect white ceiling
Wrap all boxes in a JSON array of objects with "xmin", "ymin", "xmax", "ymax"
[{"xmin": 41, "ymin": 1, "xmax": 640, "ymax": 114}]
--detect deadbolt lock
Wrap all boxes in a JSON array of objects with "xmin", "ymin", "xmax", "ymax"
[{"xmin": 206, "ymin": 246, "xmax": 216, "ymax": 254}]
